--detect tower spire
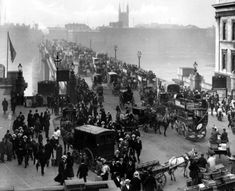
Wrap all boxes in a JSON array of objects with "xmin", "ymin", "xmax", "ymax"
[{"xmin": 127, "ymin": 3, "xmax": 129, "ymax": 13}]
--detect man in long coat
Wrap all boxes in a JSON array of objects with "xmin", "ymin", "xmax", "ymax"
[
  {"xmin": 142, "ymin": 171, "xmax": 157, "ymax": 191},
  {"xmin": 2, "ymin": 98, "xmax": 8, "ymax": 114},
  {"xmin": 77, "ymin": 159, "xmax": 88, "ymax": 182},
  {"xmin": 0, "ymin": 138, "xmax": 6, "ymax": 162},
  {"xmin": 5, "ymin": 138, "xmax": 13, "ymax": 161}
]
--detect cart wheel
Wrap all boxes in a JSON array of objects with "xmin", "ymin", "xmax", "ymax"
[
  {"xmin": 83, "ymin": 148, "xmax": 95, "ymax": 168},
  {"xmin": 155, "ymin": 173, "xmax": 167, "ymax": 188}
]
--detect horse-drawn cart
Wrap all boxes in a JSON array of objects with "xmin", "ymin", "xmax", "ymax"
[{"xmin": 136, "ymin": 160, "xmax": 169, "ymax": 188}]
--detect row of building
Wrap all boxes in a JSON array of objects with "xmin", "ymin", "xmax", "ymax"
[{"xmin": 213, "ymin": 0, "xmax": 235, "ymax": 93}]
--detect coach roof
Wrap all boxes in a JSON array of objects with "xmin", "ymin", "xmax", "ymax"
[{"xmin": 75, "ymin": 125, "xmax": 114, "ymax": 135}]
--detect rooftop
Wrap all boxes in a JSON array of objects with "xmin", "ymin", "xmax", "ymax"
[
  {"xmin": 75, "ymin": 125, "xmax": 114, "ymax": 135},
  {"xmin": 213, "ymin": 0, "xmax": 235, "ymax": 8}
]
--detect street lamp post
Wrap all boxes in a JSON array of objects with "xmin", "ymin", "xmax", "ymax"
[
  {"xmin": 15, "ymin": 63, "xmax": 27, "ymax": 106},
  {"xmin": 114, "ymin": 45, "xmax": 118, "ymax": 62},
  {"xmin": 137, "ymin": 51, "xmax": 142, "ymax": 69},
  {"xmin": 53, "ymin": 52, "xmax": 62, "ymax": 115}
]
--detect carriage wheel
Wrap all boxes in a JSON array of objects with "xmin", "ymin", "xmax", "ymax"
[
  {"xmin": 155, "ymin": 173, "xmax": 167, "ymax": 188},
  {"xmin": 83, "ymin": 148, "xmax": 95, "ymax": 168}
]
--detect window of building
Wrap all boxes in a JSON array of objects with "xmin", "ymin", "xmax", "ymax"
[
  {"xmin": 222, "ymin": 49, "xmax": 227, "ymax": 70},
  {"xmin": 232, "ymin": 51, "xmax": 235, "ymax": 73},
  {"xmin": 222, "ymin": 20, "xmax": 227, "ymax": 40},
  {"xmin": 232, "ymin": 21, "xmax": 235, "ymax": 41}
]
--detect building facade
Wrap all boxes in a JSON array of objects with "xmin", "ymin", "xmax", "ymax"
[{"xmin": 213, "ymin": 0, "xmax": 235, "ymax": 92}]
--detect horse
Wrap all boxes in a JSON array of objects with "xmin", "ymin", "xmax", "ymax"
[
  {"xmin": 60, "ymin": 120, "xmax": 74, "ymax": 153},
  {"xmin": 153, "ymin": 113, "xmax": 171, "ymax": 136},
  {"xmin": 167, "ymin": 148, "xmax": 197, "ymax": 181}
]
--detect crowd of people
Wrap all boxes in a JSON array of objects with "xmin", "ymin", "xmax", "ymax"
[
  {"xmin": 2, "ymin": 39, "xmax": 235, "ymax": 191},
  {"xmin": 0, "ymin": 107, "xmax": 66, "ymax": 176}
]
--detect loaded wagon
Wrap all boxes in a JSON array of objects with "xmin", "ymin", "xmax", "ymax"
[{"xmin": 136, "ymin": 160, "xmax": 169, "ymax": 188}]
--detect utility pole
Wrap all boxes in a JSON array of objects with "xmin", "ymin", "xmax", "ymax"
[
  {"xmin": 114, "ymin": 45, "xmax": 118, "ymax": 62},
  {"xmin": 53, "ymin": 52, "xmax": 62, "ymax": 115}
]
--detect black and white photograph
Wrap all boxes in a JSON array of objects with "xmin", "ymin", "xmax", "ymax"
[{"xmin": 0, "ymin": 0, "xmax": 235, "ymax": 190}]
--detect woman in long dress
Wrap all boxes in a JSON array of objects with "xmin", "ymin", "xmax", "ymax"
[{"xmin": 65, "ymin": 152, "xmax": 74, "ymax": 179}]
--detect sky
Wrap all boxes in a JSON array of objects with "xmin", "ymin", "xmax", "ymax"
[{"xmin": 1, "ymin": 0, "xmax": 216, "ymax": 29}]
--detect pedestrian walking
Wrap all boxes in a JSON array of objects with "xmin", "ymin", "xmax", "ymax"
[
  {"xmin": 65, "ymin": 152, "xmax": 74, "ymax": 179},
  {"xmin": 37, "ymin": 146, "xmax": 47, "ymax": 175},
  {"xmin": 10, "ymin": 97, "xmax": 16, "ymax": 115},
  {"xmin": 209, "ymin": 95, "xmax": 215, "ymax": 116},
  {"xmin": 189, "ymin": 159, "xmax": 200, "ymax": 185},
  {"xmin": 56, "ymin": 144, "xmax": 63, "ymax": 166},
  {"xmin": 44, "ymin": 111, "xmax": 50, "ymax": 139},
  {"xmin": 135, "ymin": 136, "xmax": 142, "ymax": 163},
  {"xmin": 23, "ymin": 135, "xmax": 29, "ymax": 168},
  {"xmin": 5, "ymin": 138, "xmax": 13, "ymax": 161},
  {"xmin": 39, "ymin": 112, "xmax": 44, "ymax": 132},
  {"xmin": 0, "ymin": 138, "xmax": 6, "ymax": 162},
  {"xmin": 77, "ymin": 159, "xmax": 88, "ymax": 182},
  {"xmin": 2, "ymin": 98, "xmax": 8, "ymax": 114},
  {"xmin": 16, "ymin": 138, "xmax": 24, "ymax": 165},
  {"xmin": 45, "ymin": 139, "xmax": 53, "ymax": 167},
  {"xmin": 54, "ymin": 155, "xmax": 67, "ymax": 185},
  {"xmin": 142, "ymin": 171, "xmax": 157, "ymax": 191},
  {"xmin": 130, "ymin": 171, "xmax": 141, "ymax": 191},
  {"xmin": 27, "ymin": 110, "xmax": 34, "ymax": 128}
]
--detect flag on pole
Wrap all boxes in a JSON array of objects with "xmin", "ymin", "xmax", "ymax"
[{"xmin": 7, "ymin": 32, "xmax": 16, "ymax": 63}]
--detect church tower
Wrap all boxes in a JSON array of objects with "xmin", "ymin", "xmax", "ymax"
[{"xmin": 118, "ymin": 3, "xmax": 129, "ymax": 28}]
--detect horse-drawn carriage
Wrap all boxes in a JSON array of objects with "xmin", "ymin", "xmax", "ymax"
[
  {"xmin": 60, "ymin": 107, "xmax": 77, "ymax": 127},
  {"xmin": 92, "ymin": 73, "xmax": 102, "ymax": 90},
  {"xmin": 139, "ymin": 84, "xmax": 156, "ymax": 106},
  {"xmin": 119, "ymin": 88, "xmax": 134, "ymax": 108},
  {"xmin": 107, "ymin": 72, "xmax": 120, "ymax": 96},
  {"xmin": 72, "ymin": 125, "xmax": 116, "ymax": 167},
  {"xmin": 132, "ymin": 106, "xmax": 149, "ymax": 125},
  {"xmin": 107, "ymin": 72, "xmax": 118, "ymax": 86},
  {"xmin": 170, "ymin": 98, "xmax": 208, "ymax": 141}
]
